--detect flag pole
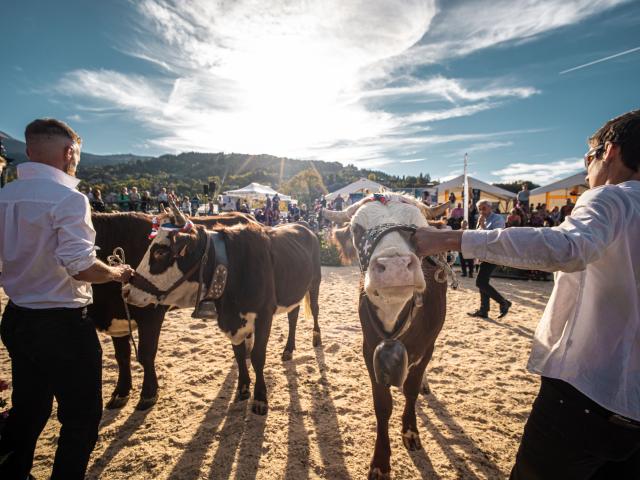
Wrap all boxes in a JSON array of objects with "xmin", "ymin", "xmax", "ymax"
[{"xmin": 463, "ymin": 153, "xmax": 469, "ymax": 224}]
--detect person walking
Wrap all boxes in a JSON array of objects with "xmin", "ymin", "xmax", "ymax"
[
  {"xmin": 0, "ymin": 119, "xmax": 134, "ymax": 480},
  {"xmin": 465, "ymin": 199, "xmax": 511, "ymax": 318},
  {"xmin": 412, "ymin": 110, "xmax": 640, "ymax": 479}
]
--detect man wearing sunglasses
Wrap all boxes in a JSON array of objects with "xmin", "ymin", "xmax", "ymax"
[{"xmin": 412, "ymin": 110, "xmax": 640, "ymax": 479}]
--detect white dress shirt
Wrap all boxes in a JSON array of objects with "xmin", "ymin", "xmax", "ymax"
[
  {"xmin": 462, "ymin": 181, "xmax": 640, "ymax": 421},
  {"xmin": 0, "ymin": 162, "xmax": 97, "ymax": 308}
]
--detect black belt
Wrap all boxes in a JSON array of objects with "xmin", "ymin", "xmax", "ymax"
[
  {"xmin": 545, "ymin": 377, "xmax": 640, "ymax": 429},
  {"xmin": 7, "ymin": 300, "xmax": 87, "ymax": 315}
]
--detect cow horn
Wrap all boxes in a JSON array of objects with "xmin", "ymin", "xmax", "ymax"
[
  {"xmin": 322, "ymin": 208, "xmax": 350, "ymax": 224},
  {"xmin": 423, "ymin": 203, "xmax": 449, "ymax": 220},
  {"xmin": 168, "ymin": 195, "xmax": 187, "ymax": 226}
]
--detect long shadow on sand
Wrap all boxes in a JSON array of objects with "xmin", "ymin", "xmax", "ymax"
[
  {"xmin": 283, "ymin": 358, "xmax": 311, "ymax": 480},
  {"xmin": 164, "ymin": 368, "xmax": 236, "ymax": 479},
  {"xmin": 86, "ymin": 407, "xmax": 151, "ymax": 479},
  {"xmin": 312, "ymin": 348, "xmax": 352, "ymax": 480},
  {"xmin": 207, "ymin": 366, "xmax": 269, "ymax": 480},
  {"xmin": 417, "ymin": 394, "xmax": 505, "ymax": 480},
  {"xmin": 479, "ymin": 316, "xmax": 534, "ymax": 340}
]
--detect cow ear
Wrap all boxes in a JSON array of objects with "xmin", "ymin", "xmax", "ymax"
[{"xmin": 170, "ymin": 231, "xmax": 193, "ymax": 257}]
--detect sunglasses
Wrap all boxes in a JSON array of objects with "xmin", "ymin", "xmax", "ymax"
[{"xmin": 584, "ymin": 144, "xmax": 604, "ymax": 170}]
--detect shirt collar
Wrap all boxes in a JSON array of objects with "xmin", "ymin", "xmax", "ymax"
[{"xmin": 17, "ymin": 162, "xmax": 81, "ymax": 189}]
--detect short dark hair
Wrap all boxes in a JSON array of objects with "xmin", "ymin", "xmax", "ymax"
[
  {"xmin": 589, "ymin": 110, "xmax": 640, "ymax": 172},
  {"xmin": 25, "ymin": 118, "xmax": 81, "ymax": 145}
]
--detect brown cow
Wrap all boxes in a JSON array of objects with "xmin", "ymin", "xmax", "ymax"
[
  {"xmin": 324, "ymin": 194, "xmax": 450, "ymax": 480},
  {"xmin": 123, "ymin": 210, "xmax": 322, "ymax": 415},
  {"xmin": 91, "ymin": 211, "xmax": 255, "ymax": 410}
]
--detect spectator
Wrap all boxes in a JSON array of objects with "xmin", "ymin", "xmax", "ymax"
[
  {"xmin": 181, "ymin": 195, "xmax": 190, "ymax": 214},
  {"xmin": 467, "ymin": 199, "xmax": 511, "ymax": 319},
  {"xmin": 549, "ymin": 206, "xmax": 561, "ymax": 225},
  {"xmin": 140, "ymin": 190, "xmax": 151, "ymax": 213},
  {"xmin": 333, "ymin": 194, "xmax": 344, "ymax": 211},
  {"xmin": 560, "ymin": 198, "xmax": 575, "ymax": 221},
  {"xmin": 507, "ymin": 208, "xmax": 522, "ymax": 227},
  {"xmin": 129, "ymin": 186, "xmax": 140, "ymax": 211},
  {"xmin": 157, "ymin": 187, "xmax": 168, "ymax": 210},
  {"xmin": 190, "ymin": 195, "xmax": 200, "ymax": 216},
  {"xmin": 118, "ymin": 186, "xmax": 130, "ymax": 211},
  {"xmin": 449, "ymin": 191, "xmax": 456, "ymax": 205},
  {"xmin": 450, "ymin": 202, "xmax": 464, "ymax": 219},
  {"xmin": 90, "ymin": 188, "xmax": 105, "ymax": 212}
]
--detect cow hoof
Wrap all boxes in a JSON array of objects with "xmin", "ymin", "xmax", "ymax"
[
  {"xmin": 105, "ymin": 393, "xmax": 130, "ymax": 410},
  {"xmin": 281, "ymin": 350, "xmax": 293, "ymax": 361},
  {"xmin": 235, "ymin": 386, "xmax": 251, "ymax": 402},
  {"xmin": 402, "ymin": 429, "xmax": 422, "ymax": 451},
  {"xmin": 313, "ymin": 331, "xmax": 322, "ymax": 347},
  {"xmin": 251, "ymin": 400, "xmax": 268, "ymax": 415},
  {"xmin": 368, "ymin": 466, "xmax": 391, "ymax": 480},
  {"xmin": 135, "ymin": 395, "xmax": 158, "ymax": 411}
]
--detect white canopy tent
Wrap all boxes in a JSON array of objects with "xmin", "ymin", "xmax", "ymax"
[
  {"xmin": 325, "ymin": 178, "xmax": 387, "ymax": 201},
  {"xmin": 436, "ymin": 174, "xmax": 516, "ymax": 211},
  {"xmin": 530, "ymin": 171, "xmax": 588, "ymax": 209},
  {"xmin": 224, "ymin": 182, "xmax": 292, "ymax": 202}
]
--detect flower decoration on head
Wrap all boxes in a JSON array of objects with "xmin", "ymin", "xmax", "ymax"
[{"xmin": 149, "ymin": 218, "xmax": 194, "ymax": 239}]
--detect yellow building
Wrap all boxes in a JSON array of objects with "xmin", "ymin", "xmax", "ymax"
[{"xmin": 529, "ymin": 172, "xmax": 588, "ymax": 210}]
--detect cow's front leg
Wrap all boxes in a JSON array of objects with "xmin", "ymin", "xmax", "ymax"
[
  {"xmin": 105, "ymin": 335, "xmax": 132, "ymax": 409},
  {"xmin": 135, "ymin": 314, "xmax": 164, "ymax": 410},
  {"xmin": 369, "ymin": 381, "xmax": 393, "ymax": 480},
  {"xmin": 232, "ymin": 342, "xmax": 251, "ymax": 402},
  {"xmin": 251, "ymin": 312, "xmax": 272, "ymax": 415},
  {"xmin": 282, "ymin": 306, "xmax": 300, "ymax": 361},
  {"xmin": 401, "ymin": 366, "xmax": 425, "ymax": 451}
]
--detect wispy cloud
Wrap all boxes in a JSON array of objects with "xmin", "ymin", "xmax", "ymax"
[
  {"xmin": 492, "ymin": 158, "xmax": 584, "ymax": 184},
  {"xmin": 560, "ymin": 45, "xmax": 640, "ymax": 74},
  {"xmin": 53, "ymin": 0, "xmax": 626, "ymax": 164}
]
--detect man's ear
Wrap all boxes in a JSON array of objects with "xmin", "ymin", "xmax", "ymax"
[
  {"xmin": 169, "ymin": 231, "xmax": 194, "ymax": 257},
  {"xmin": 603, "ymin": 142, "xmax": 620, "ymax": 164}
]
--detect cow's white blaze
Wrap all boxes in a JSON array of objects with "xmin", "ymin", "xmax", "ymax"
[
  {"xmin": 351, "ymin": 194, "xmax": 432, "ymax": 332},
  {"xmin": 226, "ymin": 312, "xmax": 256, "ymax": 346},
  {"xmin": 124, "ymin": 229, "xmax": 200, "ymax": 308}
]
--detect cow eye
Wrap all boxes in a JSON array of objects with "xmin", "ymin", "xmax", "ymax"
[{"xmin": 153, "ymin": 246, "xmax": 170, "ymax": 260}]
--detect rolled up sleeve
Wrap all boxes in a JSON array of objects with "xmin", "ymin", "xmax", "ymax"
[
  {"xmin": 461, "ymin": 186, "xmax": 623, "ymax": 273},
  {"xmin": 52, "ymin": 193, "xmax": 97, "ymax": 276}
]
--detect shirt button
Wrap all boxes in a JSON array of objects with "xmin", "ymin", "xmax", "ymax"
[{"xmin": 584, "ymin": 409, "xmax": 590, "ymax": 414}]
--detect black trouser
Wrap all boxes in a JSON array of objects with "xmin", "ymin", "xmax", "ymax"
[
  {"xmin": 459, "ymin": 252, "xmax": 474, "ymax": 276},
  {"xmin": 476, "ymin": 262, "xmax": 506, "ymax": 313},
  {"xmin": 511, "ymin": 377, "xmax": 640, "ymax": 479},
  {"xmin": 0, "ymin": 302, "xmax": 102, "ymax": 480}
]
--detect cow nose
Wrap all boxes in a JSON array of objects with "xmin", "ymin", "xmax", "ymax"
[{"xmin": 370, "ymin": 255, "xmax": 417, "ymax": 287}]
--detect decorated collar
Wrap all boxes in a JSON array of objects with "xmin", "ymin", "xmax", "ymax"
[
  {"xmin": 149, "ymin": 217, "xmax": 194, "ymax": 239},
  {"xmin": 354, "ymin": 223, "xmax": 418, "ymax": 272}
]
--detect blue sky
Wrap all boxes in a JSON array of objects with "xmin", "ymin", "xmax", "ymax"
[{"xmin": 1, "ymin": 0, "xmax": 639, "ymax": 184}]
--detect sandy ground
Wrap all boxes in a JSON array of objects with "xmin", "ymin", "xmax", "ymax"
[{"xmin": 0, "ymin": 267, "xmax": 553, "ymax": 480}]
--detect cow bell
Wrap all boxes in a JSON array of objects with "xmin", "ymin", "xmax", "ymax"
[
  {"xmin": 192, "ymin": 299, "xmax": 218, "ymax": 320},
  {"xmin": 373, "ymin": 339, "xmax": 409, "ymax": 388}
]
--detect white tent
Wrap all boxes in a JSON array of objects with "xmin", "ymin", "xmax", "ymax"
[
  {"xmin": 325, "ymin": 177, "xmax": 387, "ymax": 201},
  {"xmin": 436, "ymin": 175, "xmax": 516, "ymax": 201},
  {"xmin": 530, "ymin": 171, "xmax": 588, "ymax": 209},
  {"xmin": 224, "ymin": 182, "xmax": 292, "ymax": 201},
  {"xmin": 530, "ymin": 172, "xmax": 587, "ymax": 196}
]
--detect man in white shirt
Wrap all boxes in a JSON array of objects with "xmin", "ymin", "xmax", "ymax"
[
  {"xmin": 0, "ymin": 119, "xmax": 133, "ymax": 480},
  {"xmin": 412, "ymin": 110, "xmax": 640, "ymax": 478}
]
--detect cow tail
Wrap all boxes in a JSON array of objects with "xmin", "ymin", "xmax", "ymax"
[{"xmin": 303, "ymin": 291, "xmax": 312, "ymax": 320}]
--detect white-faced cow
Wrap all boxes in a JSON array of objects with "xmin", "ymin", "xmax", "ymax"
[
  {"xmin": 325, "ymin": 193, "xmax": 450, "ymax": 480},
  {"xmin": 123, "ymin": 209, "xmax": 322, "ymax": 415},
  {"xmin": 91, "ymin": 211, "xmax": 256, "ymax": 410}
]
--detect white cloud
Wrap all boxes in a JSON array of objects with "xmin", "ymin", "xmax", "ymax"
[
  {"xmin": 492, "ymin": 158, "xmax": 584, "ymax": 184},
  {"xmin": 53, "ymin": 0, "xmax": 625, "ymax": 163}
]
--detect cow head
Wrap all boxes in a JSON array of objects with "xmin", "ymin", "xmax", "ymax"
[
  {"xmin": 325, "ymin": 194, "xmax": 447, "ymax": 329},
  {"xmin": 123, "ymin": 205, "xmax": 207, "ymax": 308}
]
